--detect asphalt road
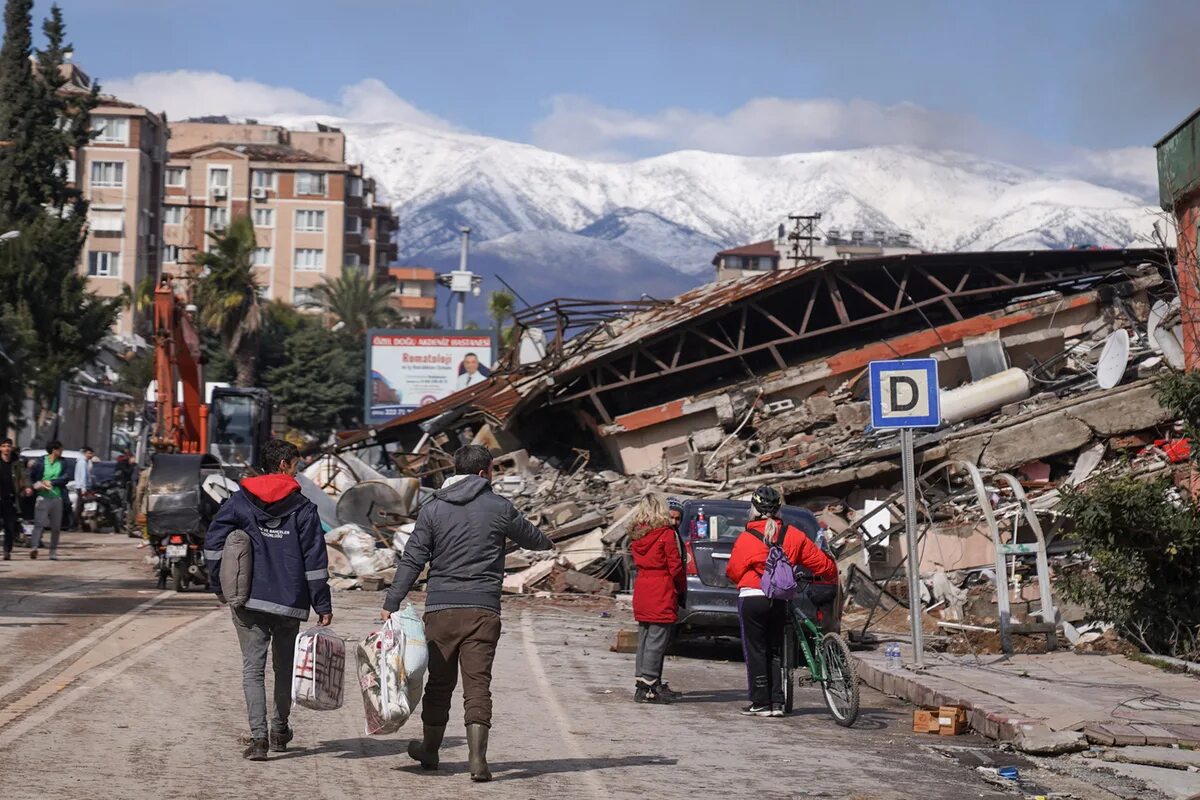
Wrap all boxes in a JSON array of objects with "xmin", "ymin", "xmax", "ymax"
[{"xmin": 0, "ymin": 534, "xmax": 1163, "ymax": 800}]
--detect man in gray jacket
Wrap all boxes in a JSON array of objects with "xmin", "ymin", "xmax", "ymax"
[{"xmin": 380, "ymin": 444, "xmax": 551, "ymax": 782}]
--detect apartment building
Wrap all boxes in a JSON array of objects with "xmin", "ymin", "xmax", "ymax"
[
  {"xmin": 387, "ymin": 266, "xmax": 438, "ymax": 325},
  {"xmin": 63, "ymin": 64, "xmax": 168, "ymax": 336},
  {"xmin": 162, "ymin": 120, "xmax": 398, "ymax": 309}
]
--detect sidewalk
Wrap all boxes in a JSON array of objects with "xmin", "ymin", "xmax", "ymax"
[{"xmin": 851, "ymin": 647, "xmax": 1200, "ymax": 751}]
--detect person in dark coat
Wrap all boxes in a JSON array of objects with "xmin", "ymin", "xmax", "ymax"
[
  {"xmin": 0, "ymin": 438, "xmax": 30, "ymax": 560},
  {"xmin": 630, "ymin": 493, "xmax": 686, "ymax": 704}
]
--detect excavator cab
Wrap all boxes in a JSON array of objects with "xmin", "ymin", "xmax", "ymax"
[{"xmin": 208, "ymin": 387, "xmax": 273, "ymax": 471}]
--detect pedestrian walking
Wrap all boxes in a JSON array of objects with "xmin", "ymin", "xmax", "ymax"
[
  {"xmin": 380, "ymin": 444, "xmax": 552, "ymax": 782},
  {"xmin": 0, "ymin": 438, "xmax": 30, "ymax": 561},
  {"xmin": 725, "ymin": 485, "xmax": 836, "ymax": 717},
  {"xmin": 629, "ymin": 493, "xmax": 686, "ymax": 704},
  {"xmin": 204, "ymin": 439, "xmax": 333, "ymax": 761},
  {"xmin": 28, "ymin": 441, "xmax": 69, "ymax": 560}
]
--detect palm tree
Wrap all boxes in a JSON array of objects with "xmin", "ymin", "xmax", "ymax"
[
  {"xmin": 193, "ymin": 215, "xmax": 262, "ymax": 387},
  {"xmin": 487, "ymin": 290, "xmax": 516, "ymax": 346},
  {"xmin": 313, "ymin": 268, "xmax": 395, "ymax": 338}
]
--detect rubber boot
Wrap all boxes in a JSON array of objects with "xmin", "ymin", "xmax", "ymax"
[
  {"xmin": 407, "ymin": 724, "xmax": 445, "ymax": 770},
  {"xmin": 466, "ymin": 723, "xmax": 492, "ymax": 782}
]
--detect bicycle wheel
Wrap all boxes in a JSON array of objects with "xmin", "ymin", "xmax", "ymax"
[
  {"xmin": 780, "ymin": 627, "xmax": 796, "ymax": 714},
  {"xmin": 818, "ymin": 633, "xmax": 859, "ymax": 727}
]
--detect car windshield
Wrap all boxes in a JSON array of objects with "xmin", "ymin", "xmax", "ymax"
[{"xmin": 211, "ymin": 395, "xmax": 255, "ymax": 465}]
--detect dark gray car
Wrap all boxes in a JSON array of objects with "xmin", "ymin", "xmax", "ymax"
[{"xmin": 676, "ymin": 498, "xmax": 840, "ymax": 636}]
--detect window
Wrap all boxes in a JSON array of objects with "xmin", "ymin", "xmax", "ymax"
[
  {"xmin": 345, "ymin": 215, "xmax": 362, "ymax": 234},
  {"xmin": 90, "ymin": 161, "xmax": 125, "ymax": 187},
  {"xmin": 253, "ymin": 208, "xmax": 275, "ymax": 228},
  {"xmin": 55, "ymin": 159, "xmax": 76, "ymax": 184},
  {"xmin": 163, "ymin": 205, "xmax": 184, "ymax": 225},
  {"xmin": 347, "ymin": 176, "xmax": 363, "ymax": 197},
  {"xmin": 208, "ymin": 207, "xmax": 229, "ymax": 230},
  {"xmin": 293, "ymin": 287, "xmax": 318, "ymax": 308},
  {"xmin": 294, "ymin": 248, "xmax": 325, "ymax": 271},
  {"xmin": 295, "ymin": 209, "xmax": 325, "ymax": 232},
  {"xmin": 209, "ymin": 167, "xmax": 230, "ymax": 189},
  {"xmin": 252, "ymin": 247, "xmax": 273, "ymax": 266},
  {"xmin": 87, "ymin": 251, "xmax": 118, "ymax": 277},
  {"xmin": 344, "ymin": 252, "xmax": 361, "ymax": 267},
  {"xmin": 93, "ymin": 116, "xmax": 128, "ymax": 144},
  {"xmin": 758, "ymin": 256, "xmax": 774, "ymax": 269},
  {"xmin": 252, "ymin": 170, "xmax": 276, "ymax": 191},
  {"xmin": 295, "ymin": 172, "xmax": 326, "ymax": 196},
  {"xmin": 165, "ymin": 167, "xmax": 187, "ymax": 187},
  {"xmin": 162, "ymin": 244, "xmax": 181, "ymax": 264},
  {"xmin": 89, "ymin": 212, "xmax": 123, "ymax": 233}
]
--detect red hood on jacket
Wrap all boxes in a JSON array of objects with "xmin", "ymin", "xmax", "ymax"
[{"xmin": 240, "ymin": 473, "xmax": 301, "ymax": 504}]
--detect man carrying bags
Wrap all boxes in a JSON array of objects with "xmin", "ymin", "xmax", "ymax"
[{"xmin": 380, "ymin": 444, "xmax": 552, "ymax": 782}]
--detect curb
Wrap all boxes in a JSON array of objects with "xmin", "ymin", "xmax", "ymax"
[{"xmin": 849, "ymin": 653, "xmax": 1044, "ymax": 743}]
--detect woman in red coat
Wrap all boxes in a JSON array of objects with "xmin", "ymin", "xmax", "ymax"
[{"xmin": 629, "ymin": 492, "xmax": 686, "ymax": 704}]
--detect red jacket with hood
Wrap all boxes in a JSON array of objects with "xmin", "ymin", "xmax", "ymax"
[
  {"xmin": 631, "ymin": 525, "xmax": 685, "ymax": 624},
  {"xmin": 725, "ymin": 518, "xmax": 836, "ymax": 592}
]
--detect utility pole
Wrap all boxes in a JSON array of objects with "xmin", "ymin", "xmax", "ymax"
[
  {"xmin": 786, "ymin": 213, "xmax": 822, "ymax": 268},
  {"xmin": 437, "ymin": 226, "xmax": 482, "ymax": 329}
]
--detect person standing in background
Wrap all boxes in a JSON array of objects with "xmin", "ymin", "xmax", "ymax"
[
  {"xmin": 0, "ymin": 439, "xmax": 29, "ymax": 561},
  {"xmin": 28, "ymin": 441, "xmax": 69, "ymax": 560}
]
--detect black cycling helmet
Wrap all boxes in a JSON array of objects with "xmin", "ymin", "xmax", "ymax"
[{"xmin": 750, "ymin": 485, "xmax": 782, "ymax": 516}]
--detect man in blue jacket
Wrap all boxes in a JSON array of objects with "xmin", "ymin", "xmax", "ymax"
[{"xmin": 205, "ymin": 439, "xmax": 333, "ymax": 761}]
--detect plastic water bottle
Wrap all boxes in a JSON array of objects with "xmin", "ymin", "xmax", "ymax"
[
  {"xmin": 696, "ymin": 507, "xmax": 708, "ymax": 541},
  {"xmin": 887, "ymin": 644, "xmax": 902, "ymax": 669}
]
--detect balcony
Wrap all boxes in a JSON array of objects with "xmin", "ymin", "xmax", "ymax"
[{"xmin": 391, "ymin": 294, "xmax": 436, "ymax": 311}]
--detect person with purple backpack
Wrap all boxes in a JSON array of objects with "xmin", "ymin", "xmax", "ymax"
[{"xmin": 725, "ymin": 485, "xmax": 836, "ymax": 717}]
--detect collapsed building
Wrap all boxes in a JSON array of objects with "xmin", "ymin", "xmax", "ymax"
[{"xmin": 333, "ymin": 247, "xmax": 1185, "ymax": 643}]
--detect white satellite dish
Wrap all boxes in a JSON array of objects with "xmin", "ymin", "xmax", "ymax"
[
  {"xmin": 1096, "ymin": 329, "xmax": 1130, "ymax": 389},
  {"xmin": 1147, "ymin": 299, "xmax": 1171, "ymax": 353}
]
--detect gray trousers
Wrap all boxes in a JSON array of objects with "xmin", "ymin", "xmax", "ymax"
[
  {"xmin": 232, "ymin": 607, "xmax": 301, "ymax": 739},
  {"xmin": 30, "ymin": 497, "xmax": 63, "ymax": 553},
  {"xmin": 634, "ymin": 622, "xmax": 673, "ymax": 684}
]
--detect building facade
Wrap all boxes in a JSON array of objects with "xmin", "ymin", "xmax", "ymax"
[
  {"xmin": 386, "ymin": 266, "xmax": 438, "ymax": 325},
  {"xmin": 162, "ymin": 120, "xmax": 398, "ymax": 310},
  {"xmin": 713, "ymin": 225, "xmax": 922, "ymax": 282},
  {"xmin": 65, "ymin": 65, "xmax": 168, "ymax": 336}
]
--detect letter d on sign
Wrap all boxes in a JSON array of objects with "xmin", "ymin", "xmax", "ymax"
[{"xmin": 889, "ymin": 376, "xmax": 919, "ymax": 413}]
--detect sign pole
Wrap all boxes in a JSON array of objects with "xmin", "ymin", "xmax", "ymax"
[{"xmin": 900, "ymin": 427, "xmax": 924, "ymax": 667}]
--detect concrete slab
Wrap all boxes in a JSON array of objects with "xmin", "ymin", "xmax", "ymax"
[{"xmin": 1093, "ymin": 761, "xmax": 1200, "ymax": 800}]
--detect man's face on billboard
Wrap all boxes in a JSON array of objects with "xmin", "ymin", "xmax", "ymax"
[{"xmin": 463, "ymin": 355, "xmax": 480, "ymax": 375}]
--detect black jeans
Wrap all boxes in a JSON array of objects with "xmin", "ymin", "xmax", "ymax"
[
  {"xmin": 1, "ymin": 500, "xmax": 18, "ymax": 555},
  {"xmin": 737, "ymin": 595, "xmax": 787, "ymax": 707}
]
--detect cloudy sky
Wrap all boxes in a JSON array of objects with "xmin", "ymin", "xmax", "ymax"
[{"xmin": 35, "ymin": 0, "xmax": 1200, "ymax": 197}]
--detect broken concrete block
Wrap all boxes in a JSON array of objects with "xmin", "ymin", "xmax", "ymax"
[
  {"xmin": 541, "ymin": 500, "xmax": 581, "ymax": 528},
  {"xmin": 981, "ymin": 413, "xmax": 1092, "ymax": 470},
  {"xmin": 1066, "ymin": 382, "xmax": 1172, "ymax": 435},
  {"xmin": 547, "ymin": 568, "xmax": 618, "ymax": 596},
  {"xmin": 805, "ymin": 393, "xmax": 837, "ymax": 421},
  {"xmin": 1012, "ymin": 726, "xmax": 1088, "ymax": 755},
  {"xmin": 835, "ymin": 401, "xmax": 871, "ymax": 431},
  {"xmin": 689, "ymin": 426, "xmax": 726, "ymax": 452},
  {"xmin": 944, "ymin": 433, "xmax": 990, "ymax": 464}
]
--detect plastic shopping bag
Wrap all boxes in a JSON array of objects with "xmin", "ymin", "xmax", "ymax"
[
  {"xmin": 355, "ymin": 604, "xmax": 427, "ymax": 735},
  {"xmin": 292, "ymin": 626, "xmax": 346, "ymax": 711}
]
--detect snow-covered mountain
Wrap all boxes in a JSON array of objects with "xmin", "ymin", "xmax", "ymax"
[{"xmin": 271, "ymin": 117, "xmax": 1159, "ymax": 311}]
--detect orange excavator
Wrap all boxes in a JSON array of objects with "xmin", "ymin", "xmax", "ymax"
[{"xmin": 142, "ymin": 276, "xmax": 273, "ymax": 591}]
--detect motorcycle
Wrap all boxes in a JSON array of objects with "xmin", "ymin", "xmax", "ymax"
[
  {"xmin": 79, "ymin": 479, "xmax": 129, "ymax": 534},
  {"xmin": 157, "ymin": 530, "xmax": 207, "ymax": 592}
]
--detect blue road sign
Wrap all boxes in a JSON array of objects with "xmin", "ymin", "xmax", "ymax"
[{"xmin": 869, "ymin": 359, "xmax": 941, "ymax": 429}]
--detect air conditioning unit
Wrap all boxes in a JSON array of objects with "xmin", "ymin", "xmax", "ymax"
[
  {"xmin": 211, "ymin": 186, "xmax": 228, "ymax": 199},
  {"xmin": 251, "ymin": 187, "xmax": 268, "ymax": 200}
]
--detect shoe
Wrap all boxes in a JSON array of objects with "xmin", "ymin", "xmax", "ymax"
[
  {"xmin": 656, "ymin": 682, "xmax": 683, "ymax": 701},
  {"xmin": 466, "ymin": 723, "xmax": 491, "ymax": 782},
  {"xmin": 634, "ymin": 682, "xmax": 671, "ymax": 704},
  {"xmin": 741, "ymin": 704, "xmax": 773, "ymax": 717},
  {"xmin": 3, "ymin": 552, "xmax": 10, "ymax": 561},
  {"xmin": 29, "ymin": 549, "xmax": 37, "ymax": 560},
  {"xmin": 269, "ymin": 725, "xmax": 293, "ymax": 752},
  {"xmin": 406, "ymin": 724, "xmax": 445, "ymax": 770},
  {"xmin": 242, "ymin": 737, "xmax": 268, "ymax": 761},
  {"xmin": 48, "ymin": 552, "xmax": 58, "ymax": 561},
  {"xmin": 770, "ymin": 707, "xmax": 785, "ymax": 717}
]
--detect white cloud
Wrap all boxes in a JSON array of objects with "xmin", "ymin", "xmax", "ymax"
[
  {"xmin": 104, "ymin": 70, "xmax": 458, "ymax": 131},
  {"xmin": 531, "ymin": 95, "xmax": 1158, "ymax": 198}
]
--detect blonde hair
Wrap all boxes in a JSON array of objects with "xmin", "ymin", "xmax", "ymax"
[{"xmin": 629, "ymin": 492, "xmax": 673, "ymax": 540}]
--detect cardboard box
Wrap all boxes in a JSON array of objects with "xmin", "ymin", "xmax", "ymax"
[
  {"xmin": 938, "ymin": 705, "xmax": 969, "ymax": 736},
  {"xmin": 610, "ymin": 629, "xmax": 638, "ymax": 654},
  {"xmin": 913, "ymin": 709, "xmax": 941, "ymax": 734}
]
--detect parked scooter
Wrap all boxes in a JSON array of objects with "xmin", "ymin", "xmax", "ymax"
[
  {"xmin": 157, "ymin": 529, "xmax": 208, "ymax": 591},
  {"xmin": 79, "ymin": 480, "xmax": 129, "ymax": 534}
]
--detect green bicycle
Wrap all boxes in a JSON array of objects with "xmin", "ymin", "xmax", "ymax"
[{"xmin": 778, "ymin": 600, "xmax": 860, "ymax": 726}]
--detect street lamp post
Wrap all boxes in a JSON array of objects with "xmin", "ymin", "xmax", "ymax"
[{"xmin": 437, "ymin": 226, "xmax": 482, "ymax": 329}]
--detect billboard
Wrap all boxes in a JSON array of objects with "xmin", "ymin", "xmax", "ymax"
[{"xmin": 366, "ymin": 329, "xmax": 497, "ymax": 424}]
